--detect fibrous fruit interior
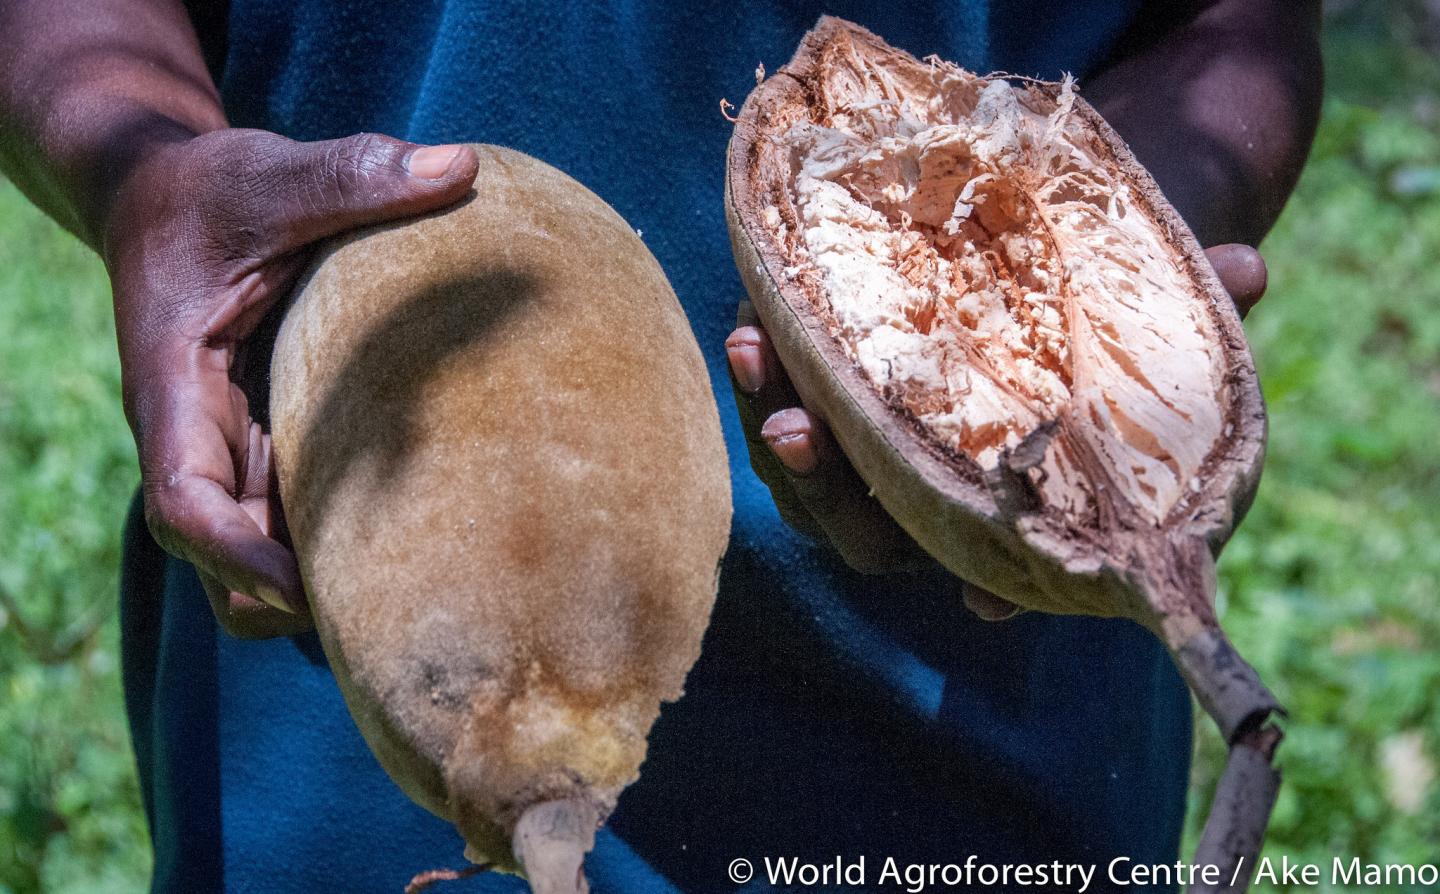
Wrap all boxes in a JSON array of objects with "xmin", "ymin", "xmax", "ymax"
[{"xmin": 760, "ymin": 40, "xmax": 1227, "ymax": 528}]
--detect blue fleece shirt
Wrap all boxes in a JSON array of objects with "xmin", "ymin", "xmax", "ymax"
[{"xmin": 121, "ymin": 3, "xmax": 1192, "ymax": 892}]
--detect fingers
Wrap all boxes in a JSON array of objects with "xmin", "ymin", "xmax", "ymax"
[
  {"xmin": 198, "ymin": 570, "xmax": 314, "ymax": 640},
  {"xmin": 191, "ymin": 245, "xmax": 316, "ymax": 351},
  {"xmin": 108, "ymin": 127, "xmax": 469, "ymax": 640},
  {"xmin": 726, "ymin": 307, "xmax": 1025, "ymax": 617},
  {"xmin": 726, "ymin": 320, "xmax": 824, "ymax": 537},
  {"xmin": 726, "ymin": 308, "xmax": 926, "ymax": 572},
  {"xmin": 138, "ymin": 352, "xmax": 308, "ymax": 631},
  {"xmin": 1204, "ymin": 243, "xmax": 1268, "ymax": 318},
  {"xmin": 758, "ymin": 407, "xmax": 928, "ymax": 573},
  {"xmin": 195, "ymin": 420, "xmax": 310, "ymax": 637},
  {"xmin": 275, "ymin": 133, "xmax": 478, "ymax": 248},
  {"xmin": 216, "ymin": 130, "xmax": 479, "ymax": 254},
  {"xmin": 144, "ymin": 461, "xmax": 303, "ymax": 610},
  {"xmin": 145, "ymin": 467, "xmax": 303, "ymax": 608},
  {"xmin": 726, "ymin": 324, "xmax": 803, "ymax": 421}
]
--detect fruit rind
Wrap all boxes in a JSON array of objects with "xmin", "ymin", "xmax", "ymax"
[{"xmin": 725, "ymin": 16, "xmax": 1265, "ymax": 627}]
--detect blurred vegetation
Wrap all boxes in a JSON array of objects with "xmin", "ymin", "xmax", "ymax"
[
  {"xmin": 0, "ymin": 5, "xmax": 1438, "ymax": 893},
  {"xmin": 1180, "ymin": 5, "xmax": 1440, "ymax": 886},
  {"xmin": 1184, "ymin": 5, "xmax": 1440, "ymax": 888},
  {"xmin": 0, "ymin": 174, "xmax": 147, "ymax": 887}
]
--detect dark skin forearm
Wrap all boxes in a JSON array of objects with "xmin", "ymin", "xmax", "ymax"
[
  {"xmin": 0, "ymin": 0, "xmax": 226, "ymax": 250},
  {"xmin": 1086, "ymin": 0, "xmax": 1324, "ymax": 247},
  {"xmin": 1, "ymin": 0, "xmax": 479, "ymax": 638}
]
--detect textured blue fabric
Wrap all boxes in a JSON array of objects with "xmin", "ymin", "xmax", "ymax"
[{"xmin": 121, "ymin": 3, "xmax": 1195, "ymax": 892}]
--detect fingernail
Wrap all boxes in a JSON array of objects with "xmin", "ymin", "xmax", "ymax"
[
  {"xmin": 407, "ymin": 144, "xmax": 466, "ymax": 180},
  {"xmin": 255, "ymin": 584, "xmax": 297, "ymax": 614},
  {"xmin": 762, "ymin": 409, "xmax": 819, "ymax": 476},
  {"xmin": 727, "ymin": 342, "xmax": 765, "ymax": 394},
  {"xmin": 962, "ymin": 584, "xmax": 1022, "ymax": 621}
]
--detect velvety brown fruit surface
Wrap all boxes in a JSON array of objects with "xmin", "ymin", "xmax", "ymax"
[{"xmin": 270, "ymin": 145, "xmax": 731, "ymax": 875}]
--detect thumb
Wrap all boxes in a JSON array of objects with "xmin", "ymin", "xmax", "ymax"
[{"xmin": 264, "ymin": 133, "xmax": 479, "ymax": 251}]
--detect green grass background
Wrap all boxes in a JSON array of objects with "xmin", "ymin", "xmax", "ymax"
[{"xmin": 1, "ymin": 8, "xmax": 1438, "ymax": 892}]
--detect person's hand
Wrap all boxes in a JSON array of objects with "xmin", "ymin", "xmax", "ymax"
[
  {"xmin": 103, "ymin": 129, "xmax": 479, "ymax": 638},
  {"xmin": 726, "ymin": 244, "xmax": 1268, "ymax": 621}
]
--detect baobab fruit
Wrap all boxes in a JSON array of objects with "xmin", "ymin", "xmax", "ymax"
[
  {"xmin": 270, "ymin": 145, "xmax": 731, "ymax": 893},
  {"xmin": 726, "ymin": 19, "xmax": 1281, "ymax": 893}
]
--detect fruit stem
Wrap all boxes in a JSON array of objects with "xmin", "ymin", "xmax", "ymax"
[
  {"xmin": 513, "ymin": 799, "xmax": 600, "ymax": 894},
  {"xmin": 1170, "ymin": 626, "xmax": 1283, "ymax": 744},
  {"xmin": 1170, "ymin": 626, "xmax": 1284, "ymax": 893},
  {"xmin": 1137, "ymin": 537, "xmax": 1285, "ymax": 894},
  {"xmin": 1189, "ymin": 724, "xmax": 1283, "ymax": 894}
]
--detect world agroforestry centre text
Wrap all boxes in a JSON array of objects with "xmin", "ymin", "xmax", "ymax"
[{"xmin": 741, "ymin": 854, "xmax": 1440, "ymax": 892}]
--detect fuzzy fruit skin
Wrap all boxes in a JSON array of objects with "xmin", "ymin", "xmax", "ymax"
[
  {"xmin": 270, "ymin": 145, "xmax": 731, "ymax": 871},
  {"xmin": 725, "ymin": 17, "xmax": 1266, "ymax": 634}
]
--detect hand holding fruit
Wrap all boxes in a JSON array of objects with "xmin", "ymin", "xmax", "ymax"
[{"xmin": 102, "ymin": 129, "xmax": 478, "ymax": 637}]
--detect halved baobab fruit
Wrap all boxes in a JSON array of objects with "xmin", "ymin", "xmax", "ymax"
[{"xmin": 725, "ymin": 18, "xmax": 1282, "ymax": 890}]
